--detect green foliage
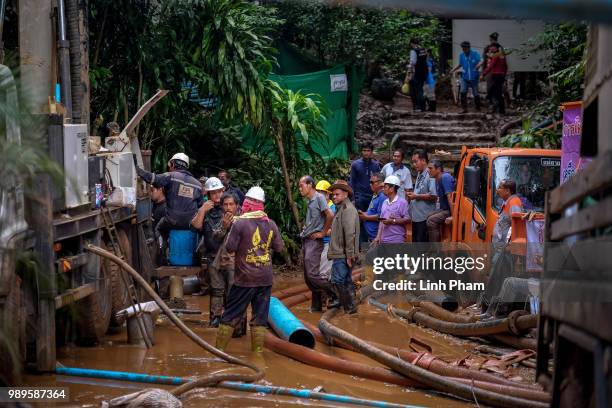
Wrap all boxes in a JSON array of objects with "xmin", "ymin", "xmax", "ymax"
[
  {"xmin": 196, "ymin": 0, "xmax": 281, "ymax": 126},
  {"xmin": 523, "ymin": 22, "xmax": 587, "ymax": 117},
  {"xmin": 274, "ymin": 1, "xmax": 446, "ymax": 80},
  {"xmin": 89, "ymin": 0, "xmax": 282, "ymax": 168},
  {"xmin": 500, "ymin": 119, "xmax": 561, "ymax": 149}
]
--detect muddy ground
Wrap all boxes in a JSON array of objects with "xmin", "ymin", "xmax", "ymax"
[{"xmin": 24, "ymin": 269, "xmax": 536, "ymax": 407}]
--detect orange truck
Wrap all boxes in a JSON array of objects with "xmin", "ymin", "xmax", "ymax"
[{"xmin": 443, "ymin": 146, "xmax": 561, "ymax": 246}]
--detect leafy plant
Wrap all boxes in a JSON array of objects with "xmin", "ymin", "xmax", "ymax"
[
  {"xmin": 265, "ymin": 80, "xmax": 329, "ymax": 229},
  {"xmin": 500, "ymin": 119, "xmax": 561, "ymax": 149},
  {"xmin": 275, "ymin": 1, "xmax": 447, "ymax": 81},
  {"xmin": 522, "ymin": 22, "xmax": 587, "ymax": 118}
]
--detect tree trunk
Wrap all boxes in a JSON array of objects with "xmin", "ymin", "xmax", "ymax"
[{"xmin": 274, "ymin": 127, "xmax": 302, "ymax": 230}]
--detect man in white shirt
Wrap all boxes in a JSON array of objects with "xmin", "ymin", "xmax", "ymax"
[{"xmin": 381, "ymin": 149, "xmax": 413, "ymax": 201}]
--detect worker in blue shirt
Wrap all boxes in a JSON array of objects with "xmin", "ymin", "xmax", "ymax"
[
  {"xmin": 349, "ymin": 142, "xmax": 381, "ymax": 213},
  {"xmin": 451, "ymin": 41, "xmax": 482, "ymax": 113},
  {"xmin": 349, "ymin": 142, "xmax": 381, "ymax": 245}
]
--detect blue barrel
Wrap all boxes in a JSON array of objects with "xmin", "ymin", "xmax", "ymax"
[
  {"xmin": 168, "ymin": 230, "xmax": 198, "ymax": 266},
  {"xmin": 268, "ymin": 297, "xmax": 315, "ymax": 348}
]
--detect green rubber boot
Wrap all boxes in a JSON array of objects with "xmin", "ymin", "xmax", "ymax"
[
  {"xmin": 215, "ymin": 323, "xmax": 234, "ymax": 351},
  {"xmin": 249, "ymin": 326, "xmax": 267, "ymax": 369},
  {"xmin": 251, "ymin": 326, "xmax": 266, "ymax": 353}
]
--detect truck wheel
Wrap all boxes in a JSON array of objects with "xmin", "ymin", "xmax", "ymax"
[
  {"xmin": 108, "ymin": 228, "xmax": 132, "ymax": 326},
  {"xmin": 76, "ymin": 243, "xmax": 112, "ymax": 345},
  {"xmin": 0, "ymin": 273, "xmax": 23, "ymax": 386}
]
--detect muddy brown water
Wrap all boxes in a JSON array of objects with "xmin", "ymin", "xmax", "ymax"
[{"xmin": 22, "ymin": 276, "xmax": 516, "ymax": 407}]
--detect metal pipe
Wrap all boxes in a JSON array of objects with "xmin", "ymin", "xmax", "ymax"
[
  {"xmin": 268, "ymin": 297, "xmax": 315, "ymax": 348},
  {"xmin": 56, "ymin": 366, "xmax": 421, "ymax": 408},
  {"xmin": 56, "ymin": 0, "xmax": 72, "ymax": 118},
  {"xmin": 319, "ymin": 308, "xmax": 548, "ymax": 408}
]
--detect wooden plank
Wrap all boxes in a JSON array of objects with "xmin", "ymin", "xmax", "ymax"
[
  {"xmin": 156, "ymin": 266, "xmax": 202, "ymax": 279},
  {"xmin": 549, "ymin": 149, "xmax": 612, "ymax": 214},
  {"xmin": 55, "ymin": 283, "xmax": 96, "ymax": 309},
  {"xmin": 550, "ymin": 196, "xmax": 612, "ymax": 240}
]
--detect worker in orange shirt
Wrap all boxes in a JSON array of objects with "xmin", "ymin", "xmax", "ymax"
[{"xmin": 493, "ymin": 179, "xmax": 523, "ymax": 244}]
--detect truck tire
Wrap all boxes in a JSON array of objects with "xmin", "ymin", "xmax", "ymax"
[
  {"xmin": 0, "ymin": 273, "xmax": 23, "ymax": 386},
  {"xmin": 76, "ymin": 243, "xmax": 112, "ymax": 345},
  {"xmin": 108, "ymin": 228, "xmax": 132, "ymax": 326}
]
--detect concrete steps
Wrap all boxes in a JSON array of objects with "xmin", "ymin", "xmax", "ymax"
[{"xmin": 384, "ymin": 109, "xmax": 506, "ymax": 153}]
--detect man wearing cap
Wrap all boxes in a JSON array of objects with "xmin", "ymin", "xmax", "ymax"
[
  {"xmin": 451, "ymin": 41, "xmax": 482, "ymax": 113},
  {"xmin": 134, "ymin": 152, "xmax": 203, "ymax": 244},
  {"xmin": 328, "ymin": 180, "xmax": 360, "ymax": 314},
  {"xmin": 299, "ymin": 176, "xmax": 335, "ymax": 312},
  {"xmin": 316, "ymin": 180, "xmax": 336, "ymax": 282},
  {"xmin": 374, "ymin": 175, "xmax": 410, "ymax": 244},
  {"xmin": 192, "ymin": 177, "xmax": 226, "ymax": 266},
  {"xmin": 215, "ymin": 186, "xmax": 284, "ymax": 358}
]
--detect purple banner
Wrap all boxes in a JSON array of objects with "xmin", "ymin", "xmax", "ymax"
[{"xmin": 561, "ymin": 102, "xmax": 588, "ymax": 184}]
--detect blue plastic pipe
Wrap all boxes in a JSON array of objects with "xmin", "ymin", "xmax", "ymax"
[
  {"xmin": 268, "ymin": 296, "xmax": 315, "ymax": 348},
  {"xmin": 56, "ymin": 367, "xmax": 420, "ymax": 408}
]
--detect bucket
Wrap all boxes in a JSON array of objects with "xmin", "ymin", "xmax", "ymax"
[
  {"xmin": 127, "ymin": 312, "xmax": 155, "ymax": 345},
  {"xmin": 168, "ymin": 230, "xmax": 198, "ymax": 266}
]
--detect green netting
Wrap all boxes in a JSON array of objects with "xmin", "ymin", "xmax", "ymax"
[{"xmin": 242, "ymin": 44, "xmax": 364, "ymax": 160}]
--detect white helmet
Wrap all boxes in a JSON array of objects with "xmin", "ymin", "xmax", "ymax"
[
  {"xmin": 169, "ymin": 152, "xmax": 189, "ymax": 168},
  {"xmin": 245, "ymin": 186, "xmax": 265, "ymax": 203},
  {"xmin": 204, "ymin": 177, "xmax": 224, "ymax": 192},
  {"xmin": 384, "ymin": 175, "xmax": 401, "ymax": 187}
]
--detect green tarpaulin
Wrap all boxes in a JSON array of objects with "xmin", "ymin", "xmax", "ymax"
[{"xmin": 244, "ymin": 44, "xmax": 365, "ymax": 160}]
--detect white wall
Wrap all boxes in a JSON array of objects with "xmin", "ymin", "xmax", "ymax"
[{"xmin": 452, "ymin": 19, "xmax": 547, "ymax": 72}]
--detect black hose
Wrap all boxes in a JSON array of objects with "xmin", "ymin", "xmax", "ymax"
[
  {"xmin": 319, "ymin": 308, "xmax": 548, "ymax": 408},
  {"xmin": 370, "ymin": 297, "xmax": 536, "ymax": 337},
  {"xmin": 85, "ymin": 244, "xmax": 264, "ymax": 396}
]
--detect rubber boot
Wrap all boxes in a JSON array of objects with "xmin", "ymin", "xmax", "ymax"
[
  {"xmin": 209, "ymin": 295, "xmax": 224, "ymax": 328},
  {"xmin": 338, "ymin": 284, "xmax": 358, "ymax": 314},
  {"xmin": 232, "ymin": 313, "xmax": 247, "ymax": 338},
  {"xmin": 460, "ymin": 94, "xmax": 468, "ymax": 113},
  {"xmin": 310, "ymin": 291, "xmax": 323, "ymax": 312},
  {"xmin": 327, "ymin": 292, "xmax": 341, "ymax": 309},
  {"xmin": 215, "ymin": 323, "xmax": 234, "ymax": 351},
  {"xmin": 248, "ymin": 325, "xmax": 267, "ymax": 369},
  {"xmin": 475, "ymin": 95, "xmax": 482, "ymax": 112}
]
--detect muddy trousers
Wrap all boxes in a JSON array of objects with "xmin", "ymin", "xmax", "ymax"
[
  {"xmin": 303, "ymin": 238, "xmax": 334, "ymax": 311},
  {"xmin": 426, "ymin": 210, "xmax": 450, "ymax": 242},
  {"xmin": 208, "ymin": 266, "xmax": 246, "ymax": 335},
  {"xmin": 331, "ymin": 259, "xmax": 357, "ymax": 314},
  {"xmin": 221, "ymin": 285, "xmax": 271, "ymax": 329}
]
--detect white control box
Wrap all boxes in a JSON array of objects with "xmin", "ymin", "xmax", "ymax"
[
  {"xmin": 63, "ymin": 124, "xmax": 90, "ymax": 208},
  {"xmin": 103, "ymin": 152, "xmax": 137, "ymax": 190}
]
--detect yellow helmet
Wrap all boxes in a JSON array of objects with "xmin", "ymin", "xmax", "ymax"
[{"xmin": 315, "ymin": 180, "xmax": 332, "ymax": 193}]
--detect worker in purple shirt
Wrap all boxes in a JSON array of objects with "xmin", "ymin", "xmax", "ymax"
[
  {"xmin": 374, "ymin": 175, "xmax": 411, "ymax": 244},
  {"xmin": 349, "ymin": 142, "xmax": 381, "ymax": 244}
]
